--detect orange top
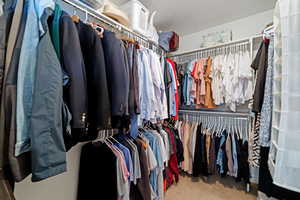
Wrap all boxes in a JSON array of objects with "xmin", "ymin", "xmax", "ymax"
[{"xmin": 204, "ymin": 57, "xmax": 217, "ymax": 108}]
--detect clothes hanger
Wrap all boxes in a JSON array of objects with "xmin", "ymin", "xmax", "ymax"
[
  {"xmin": 233, "ymin": 118, "xmax": 239, "ymax": 140},
  {"xmin": 118, "ymin": 31, "xmax": 136, "ymax": 43},
  {"xmin": 208, "ymin": 115, "xmax": 213, "ymax": 131},
  {"xmin": 84, "ymin": 9, "xmax": 88, "ymax": 23},
  {"xmin": 213, "ymin": 116, "xmax": 218, "ymax": 134},
  {"xmin": 72, "ymin": 9, "xmax": 80, "ymax": 23},
  {"xmin": 227, "ymin": 117, "xmax": 231, "ymax": 135},
  {"xmin": 216, "ymin": 116, "xmax": 220, "ymax": 137}
]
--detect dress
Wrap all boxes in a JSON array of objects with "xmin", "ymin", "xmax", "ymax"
[{"xmin": 204, "ymin": 57, "xmax": 216, "ymax": 108}]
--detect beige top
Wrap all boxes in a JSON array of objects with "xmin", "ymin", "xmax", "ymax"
[
  {"xmin": 204, "ymin": 57, "xmax": 217, "ymax": 108},
  {"xmin": 205, "ymin": 132, "xmax": 211, "ymax": 167},
  {"xmin": 183, "ymin": 123, "xmax": 191, "ymax": 172},
  {"xmin": 192, "ymin": 59, "xmax": 206, "ymax": 107},
  {"xmin": 225, "ymin": 135, "xmax": 234, "ymax": 176}
]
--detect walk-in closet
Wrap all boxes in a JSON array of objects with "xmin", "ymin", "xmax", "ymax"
[{"xmin": 0, "ymin": 0, "xmax": 299, "ymax": 199}]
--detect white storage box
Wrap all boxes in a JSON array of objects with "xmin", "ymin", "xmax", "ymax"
[{"xmin": 121, "ymin": 0, "xmax": 149, "ymax": 35}]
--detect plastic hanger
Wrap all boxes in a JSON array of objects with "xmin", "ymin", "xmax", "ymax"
[{"xmin": 233, "ymin": 118, "xmax": 238, "ymax": 140}]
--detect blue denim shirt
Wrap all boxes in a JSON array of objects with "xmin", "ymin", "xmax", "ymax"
[
  {"xmin": 187, "ymin": 60, "xmax": 196, "ymax": 105},
  {"xmin": 15, "ymin": 0, "xmax": 54, "ymax": 156},
  {"xmin": 166, "ymin": 61, "xmax": 176, "ymax": 117},
  {"xmin": 231, "ymin": 133, "xmax": 238, "ymax": 177},
  {"xmin": 183, "ymin": 60, "xmax": 195, "ymax": 105},
  {"xmin": 216, "ymin": 133, "xmax": 226, "ymax": 174}
]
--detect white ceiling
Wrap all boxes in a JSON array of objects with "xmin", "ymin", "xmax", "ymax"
[{"xmin": 111, "ymin": 0, "xmax": 277, "ymax": 36}]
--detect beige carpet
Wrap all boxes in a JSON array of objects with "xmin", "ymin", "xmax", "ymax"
[{"xmin": 165, "ymin": 175, "xmax": 256, "ymax": 200}]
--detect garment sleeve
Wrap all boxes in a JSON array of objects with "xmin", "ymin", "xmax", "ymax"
[{"xmin": 251, "ymin": 42, "xmax": 263, "ymax": 71}]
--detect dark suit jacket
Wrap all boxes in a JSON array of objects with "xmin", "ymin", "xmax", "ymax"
[
  {"xmin": 76, "ymin": 21, "xmax": 111, "ymax": 137},
  {"xmin": 60, "ymin": 12, "xmax": 88, "ymax": 129},
  {"xmin": 102, "ymin": 30, "xmax": 129, "ymax": 119}
]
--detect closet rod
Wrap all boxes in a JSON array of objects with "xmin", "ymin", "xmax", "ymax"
[
  {"xmin": 179, "ymin": 109, "xmax": 251, "ymax": 118},
  {"xmin": 60, "ymin": 0, "xmax": 163, "ymax": 52},
  {"xmin": 169, "ymin": 35, "xmax": 262, "ymax": 58}
]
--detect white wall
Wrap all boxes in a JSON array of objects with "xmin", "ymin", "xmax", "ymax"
[
  {"xmin": 177, "ymin": 9, "xmax": 274, "ymax": 54},
  {"xmin": 14, "ymin": 144, "xmax": 83, "ymax": 200}
]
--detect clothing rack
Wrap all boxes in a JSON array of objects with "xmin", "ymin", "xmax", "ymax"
[
  {"xmin": 179, "ymin": 109, "xmax": 253, "ymax": 141},
  {"xmin": 179, "ymin": 109, "xmax": 251, "ymax": 118},
  {"xmin": 178, "ymin": 109, "xmax": 252, "ymax": 192},
  {"xmin": 59, "ymin": 0, "xmax": 165, "ymax": 56},
  {"xmin": 169, "ymin": 35, "xmax": 263, "ymax": 63},
  {"xmin": 93, "ymin": 129, "xmax": 119, "ymax": 142}
]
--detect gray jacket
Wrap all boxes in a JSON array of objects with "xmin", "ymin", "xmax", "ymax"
[{"xmin": 30, "ymin": 8, "xmax": 66, "ymax": 182}]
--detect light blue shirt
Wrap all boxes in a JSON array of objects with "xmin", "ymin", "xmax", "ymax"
[
  {"xmin": 137, "ymin": 49, "xmax": 156, "ymax": 125},
  {"xmin": 231, "ymin": 133, "xmax": 238, "ymax": 177},
  {"xmin": 216, "ymin": 132, "xmax": 226, "ymax": 174},
  {"xmin": 166, "ymin": 61, "xmax": 176, "ymax": 117},
  {"xmin": 186, "ymin": 60, "xmax": 195, "ymax": 105},
  {"xmin": 15, "ymin": 0, "xmax": 54, "ymax": 156}
]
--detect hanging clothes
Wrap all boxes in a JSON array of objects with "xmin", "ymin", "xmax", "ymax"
[
  {"xmin": 259, "ymin": 36, "xmax": 274, "ymax": 147},
  {"xmin": 30, "ymin": 6, "xmax": 67, "ymax": 182},
  {"xmin": 249, "ymin": 113, "xmax": 261, "ymax": 168},
  {"xmin": 0, "ymin": 0, "xmax": 16, "ymax": 198},
  {"xmin": 251, "ymin": 40, "xmax": 269, "ymax": 113},
  {"xmin": 192, "ymin": 58, "xmax": 206, "ymax": 108},
  {"xmin": 3, "ymin": 0, "xmax": 31, "ymax": 183},
  {"xmin": 76, "ymin": 20, "xmax": 111, "ymax": 134},
  {"xmin": 77, "ymin": 142, "xmax": 119, "ymax": 200},
  {"xmin": 204, "ymin": 57, "xmax": 216, "ymax": 108},
  {"xmin": 60, "ymin": 11, "xmax": 88, "ymax": 144},
  {"xmin": 211, "ymin": 55, "xmax": 224, "ymax": 106},
  {"xmin": 15, "ymin": 0, "xmax": 54, "ymax": 156},
  {"xmin": 166, "ymin": 58, "xmax": 179, "ymax": 120},
  {"xmin": 177, "ymin": 116, "xmax": 249, "ymax": 187},
  {"xmin": 176, "ymin": 47, "xmax": 253, "ymax": 111},
  {"xmin": 0, "ymin": 0, "xmax": 174, "ymax": 196}
]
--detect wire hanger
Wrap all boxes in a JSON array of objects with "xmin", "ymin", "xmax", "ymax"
[{"xmin": 84, "ymin": 9, "xmax": 88, "ymax": 23}]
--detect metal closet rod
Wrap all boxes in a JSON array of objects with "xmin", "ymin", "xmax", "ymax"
[
  {"xmin": 61, "ymin": 0, "xmax": 163, "ymax": 52},
  {"xmin": 179, "ymin": 109, "xmax": 251, "ymax": 118},
  {"xmin": 169, "ymin": 34, "xmax": 263, "ymax": 58}
]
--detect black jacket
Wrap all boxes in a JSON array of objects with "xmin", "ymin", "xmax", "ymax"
[
  {"xmin": 77, "ymin": 143, "xmax": 118, "ymax": 200},
  {"xmin": 251, "ymin": 41, "xmax": 269, "ymax": 113},
  {"xmin": 60, "ymin": 12, "xmax": 88, "ymax": 129},
  {"xmin": 76, "ymin": 21, "xmax": 111, "ymax": 138}
]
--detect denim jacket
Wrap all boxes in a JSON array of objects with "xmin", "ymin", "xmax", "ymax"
[{"xmin": 15, "ymin": 0, "xmax": 54, "ymax": 156}]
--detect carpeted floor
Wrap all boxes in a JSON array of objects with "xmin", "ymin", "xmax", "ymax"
[{"xmin": 165, "ymin": 175, "xmax": 257, "ymax": 200}]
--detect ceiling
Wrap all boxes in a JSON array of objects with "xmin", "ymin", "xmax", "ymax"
[{"xmin": 110, "ymin": 0, "xmax": 276, "ymax": 36}]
